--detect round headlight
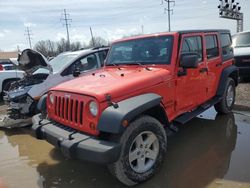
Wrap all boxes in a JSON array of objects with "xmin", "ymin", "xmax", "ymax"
[
  {"xmin": 89, "ymin": 101, "xmax": 98, "ymax": 116},
  {"xmin": 49, "ymin": 94, "xmax": 54, "ymax": 104}
]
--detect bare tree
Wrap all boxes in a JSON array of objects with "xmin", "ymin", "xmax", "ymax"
[
  {"xmin": 56, "ymin": 38, "xmax": 68, "ymax": 54},
  {"xmin": 70, "ymin": 41, "xmax": 84, "ymax": 51},
  {"xmin": 88, "ymin": 36, "xmax": 108, "ymax": 48},
  {"xmin": 33, "ymin": 36, "xmax": 107, "ymax": 58},
  {"xmin": 34, "ymin": 40, "xmax": 57, "ymax": 57}
]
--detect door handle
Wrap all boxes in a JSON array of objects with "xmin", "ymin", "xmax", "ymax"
[
  {"xmin": 216, "ymin": 63, "xmax": 222, "ymax": 67},
  {"xmin": 199, "ymin": 68, "xmax": 208, "ymax": 73}
]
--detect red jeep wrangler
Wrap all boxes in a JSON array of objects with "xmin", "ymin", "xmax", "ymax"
[{"xmin": 32, "ymin": 30, "xmax": 238, "ymax": 186}]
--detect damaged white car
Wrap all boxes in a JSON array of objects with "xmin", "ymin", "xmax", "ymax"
[{"xmin": 2, "ymin": 47, "xmax": 109, "ymax": 128}]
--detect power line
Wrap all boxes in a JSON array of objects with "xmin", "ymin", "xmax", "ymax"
[
  {"xmin": 60, "ymin": 9, "xmax": 72, "ymax": 50},
  {"xmin": 24, "ymin": 27, "xmax": 33, "ymax": 49},
  {"xmin": 161, "ymin": 0, "xmax": 175, "ymax": 32}
]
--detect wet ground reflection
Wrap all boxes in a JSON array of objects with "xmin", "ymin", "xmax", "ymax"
[{"xmin": 0, "ymin": 110, "xmax": 250, "ymax": 188}]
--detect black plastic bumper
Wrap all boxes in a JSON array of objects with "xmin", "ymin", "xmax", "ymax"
[
  {"xmin": 31, "ymin": 114, "xmax": 121, "ymax": 164},
  {"xmin": 238, "ymin": 67, "xmax": 250, "ymax": 78}
]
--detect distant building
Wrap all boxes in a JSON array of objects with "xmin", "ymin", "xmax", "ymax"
[{"xmin": 0, "ymin": 52, "xmax": 19, "ymax": 60}]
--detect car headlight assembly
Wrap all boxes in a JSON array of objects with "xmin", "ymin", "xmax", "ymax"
[
  {"xmin": 89, "ymin": 101, "xmax": 98, "ymax": 117},
  {"xmin": 49, "ymin": 94, "xmax": 54, "ymax": 104},
  {"xmin": 8, "ymin": 86, "xmax": 32, "ymax": 99}
]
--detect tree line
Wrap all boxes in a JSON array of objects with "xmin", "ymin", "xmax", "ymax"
[{"xmin": 34, "ymin": 36, "xmax": 110, "ymax": 58}]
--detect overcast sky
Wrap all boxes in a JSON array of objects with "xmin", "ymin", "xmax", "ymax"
[{"xmin": 0, "ymin": 0, "xmax": 249, "ymax": 51}]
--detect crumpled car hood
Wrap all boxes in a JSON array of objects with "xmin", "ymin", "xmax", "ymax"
[{"xmin": 18, "ymin": 49, "xmax": 50, "ymax": 74}]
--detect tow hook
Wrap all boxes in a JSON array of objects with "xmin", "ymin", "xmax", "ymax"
[{"xmin": 169, "ymin": 123, "xmax": 179, "ymax": 132}]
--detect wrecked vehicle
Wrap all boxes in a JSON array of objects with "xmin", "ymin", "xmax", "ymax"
[
  {"xmin": 2, "ymin": 47, "xmax": 109, "ymax": 128},
  {"xmin": 0, "ymin": 59, "xmax": 24, "ymax": 97},
  {"xmin": 32, "ymin": 30, "xmax": 238, "ymax": 186}
]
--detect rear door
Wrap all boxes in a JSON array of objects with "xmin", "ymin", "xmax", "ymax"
[
  {"xmin": 204, "ymin": 33, "xmax": 222, "ymax": 99},
  {"xmin": 175, "ymin": 33, "xmax": 208, "ymax": 113}
]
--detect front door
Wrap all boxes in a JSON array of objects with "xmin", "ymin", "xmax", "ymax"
[{"xmin": 175, "ymin": 34, "xmax": 208, "ymax": 114}]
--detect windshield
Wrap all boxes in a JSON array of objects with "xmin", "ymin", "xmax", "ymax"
[
  {"xmin": 232, "ymin": 32, "xmax": 250, "ymax": 48},
  {"xmin": 106, "ymin": 36, "xmax": 173, "ymax": 65},
  {"xmin": 48, "ymin": 53, "xmax": 78, "ymax": 73}
]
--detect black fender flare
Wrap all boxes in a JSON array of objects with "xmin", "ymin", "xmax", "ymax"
[
  {"xmin": 97, "ymin": 93, "xmax": 162, "ymax": 134},
  {"xmin": 216, "ymin": 65, "xmax": 239, "ymax": 97},
  {"xmin": 37, "ymin": 94, "xmax": 47, "ymax": 112}
]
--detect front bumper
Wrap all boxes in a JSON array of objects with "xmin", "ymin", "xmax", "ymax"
[
  {"xmin": 32, "ymin": 114, "xmax": 121, "ymax": 164},
  {"xmin": 238, "ymin": 67, "xmax": 250, "ymax": 78}
]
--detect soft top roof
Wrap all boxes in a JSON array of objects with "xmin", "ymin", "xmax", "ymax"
[
  {"xmin": 177, "ymin": 29, "xmax": 231, "ymax": 35},
  {"xmin": 113, "ymin": 29, "xmax": 231, "ymax": 44}
]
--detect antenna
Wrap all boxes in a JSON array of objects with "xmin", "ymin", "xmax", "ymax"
[{"xmin": 218, "ymin": 0, "xmax": 243, "ymax": 32}]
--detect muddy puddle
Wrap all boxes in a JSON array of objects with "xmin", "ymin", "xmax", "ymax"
[{"xmin": 0, "ymin": 108, "xmax": 250, "ymax": 188}]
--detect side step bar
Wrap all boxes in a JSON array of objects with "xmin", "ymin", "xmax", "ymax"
[{"xmin": 174, "ymin": 96, "xmax": 222, "ymax": 125}]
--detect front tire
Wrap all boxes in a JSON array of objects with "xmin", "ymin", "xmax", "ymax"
[
  {"xmin": 215, "ymin": 78, "xmax": 235, "ymax": 114},
  {"xmin": 108, "ymin": 115, "xmax": 167, "ymax": 186}
]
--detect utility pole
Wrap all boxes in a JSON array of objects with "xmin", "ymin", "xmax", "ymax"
[
  {"xmin": 25, "ymin": 27, "xmax": 32, "ymax": 49},
  {"xmin": 17, "ymin": 45, "xmax": 20, "ymax": 52},
  {"xmin": 61, "ymin": 9, "xmax": 72, "ymax": 50},
  {"xmin": 218, "ymin": 0, "xmax": 243, "ymax": 32},
  {"xmin": 161, "ymin": 0, "xmax": 175, "ymax": 32},
  {"xmin": 141, "ymin": 25, "xmax": 144, "ymax": 34},
  {"xmin": 89, "ymin": 27, "xmax": 95, "ymax": 47}
]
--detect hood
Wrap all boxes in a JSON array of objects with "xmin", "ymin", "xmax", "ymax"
[
  {"xmin": 233, "ymin": 46, "xmax": 250, "ymax": 57},
  {"xmin": 17, "ymin": 49, "xmax": 50, "ymax": 74},
  {"xmin": 52, "ymin": 66, "xmax": 171, "ymax": 102}
]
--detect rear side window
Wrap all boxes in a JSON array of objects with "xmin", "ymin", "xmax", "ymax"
[
  {"xmin": 205, "ymin": 35, "xmax": 219, "ymax": 59},
  {"xmin": 220, "ymin": 33, "xmax": 233, "ymax": 60},
  {"xmin": 181, "ymin": 36, "xmax": 203, "ymax": 62}
]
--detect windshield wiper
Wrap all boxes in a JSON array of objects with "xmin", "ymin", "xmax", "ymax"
[{"xmin": 119, "ymin": 61, "xmax": 152, "ymax": 71}]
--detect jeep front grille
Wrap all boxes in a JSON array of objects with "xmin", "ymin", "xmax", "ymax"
[
  {"xmin": 54, "ymin": 96, "xmax": 84, "ymax": 126},
  {"xmin": 235, "ymin": 56, "xmax": 250, "ymax": 67}
]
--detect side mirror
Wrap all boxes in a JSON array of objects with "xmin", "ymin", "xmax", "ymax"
[
  {"xmin": 73, "ymin": 67, "xmax": 81, "ymax": 77},
  {"xmin": 180, "ymin": 53, "xmax": 199, "ymax": 69}
]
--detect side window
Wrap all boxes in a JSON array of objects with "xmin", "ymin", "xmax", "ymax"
[
  {"xmin": 181, "ymin": 36, "xmax": 203, "ymax": 62},
  {"xmin": 220, "ymin": 33, "xmax": 233, "ymax": 57},
  {"xmin": 78, "ymin": 53, "xmax": 98, "ymax": 71},
  {"xmin": 205, "ymin": 35, "xmax": 219, "ymax": 59},
  {"xmin": 98, "ymin": 50, "xmax": 109, "ymax": 66}
]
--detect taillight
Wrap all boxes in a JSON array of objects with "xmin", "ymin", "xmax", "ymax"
[{"xmin": 0, "ymin": 65, "xmax": 4, "ymax": 71}]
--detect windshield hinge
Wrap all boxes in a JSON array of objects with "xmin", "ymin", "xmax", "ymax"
[{"xmin": 105, "ymin": 94, "xmax": 119, "ymax": 109}]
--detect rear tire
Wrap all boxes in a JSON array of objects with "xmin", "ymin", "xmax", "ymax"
[
  {"xmin": 215, "ymin": 78, "xmax": 235, "ymax": 114},
  {"xmin": 108, "ymin": 115, "xmax": 167, "ymax": 186}
]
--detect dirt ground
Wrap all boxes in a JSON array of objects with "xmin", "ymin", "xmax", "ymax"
[{"xmin": 235, "ymin": 83, "xmax": 250, "ymax": 110}]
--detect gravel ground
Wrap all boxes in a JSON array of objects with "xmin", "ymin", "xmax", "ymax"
[{"xmin": 235, "ymin": 82, "xmax": 250, "ymax": 111}]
